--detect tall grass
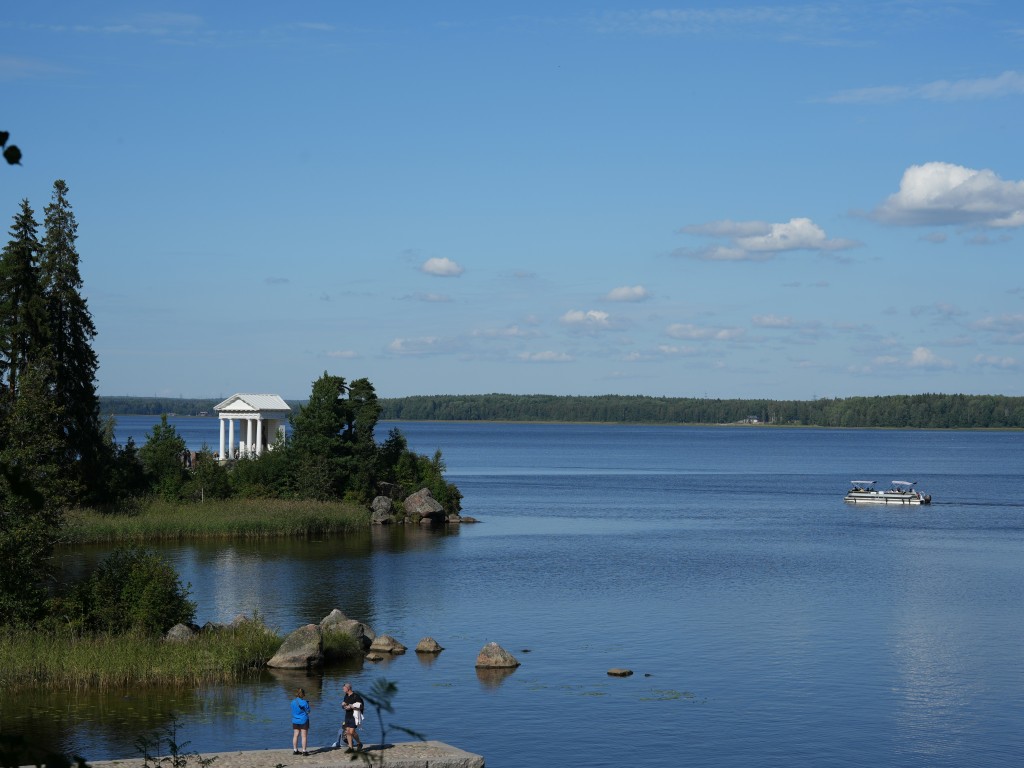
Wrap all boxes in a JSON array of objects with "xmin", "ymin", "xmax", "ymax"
[
  {"xmin": 0, "ymin": 622, "xmax": 283, "ymax": 691},
  {"xmin": 65, "ymin": 498, "xmax": 370, "ymax": 543}
]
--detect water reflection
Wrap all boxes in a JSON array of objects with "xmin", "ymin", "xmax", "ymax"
[
  {"xmin": 55, "ymin": 525, "xmax": 461, "ymax": 632},
  {"xmin": 474, "ymin": 667, "xmax": 517, "ymax": 689}
]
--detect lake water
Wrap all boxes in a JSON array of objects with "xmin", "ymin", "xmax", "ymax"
[{"xmin": 9, "ymin": 418, "xmax": 1024, "ymax": 767}]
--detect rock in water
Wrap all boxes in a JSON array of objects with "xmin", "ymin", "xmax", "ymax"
[
  {"xmin": 415, "ymin": 637, "xmax": 445, "ymax": 654},
  {"xmin": 475, "ymin": 642, "xmax": 520, "ymax": 668},
  {"xmin": 267, "ymin": 624, "xmax": 323, "ymax": 669},
  {"xmin": 369, "ymin": 634, "xmax": 408, "ymax": 654}
]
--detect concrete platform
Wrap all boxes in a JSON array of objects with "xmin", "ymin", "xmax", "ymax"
[{"xmin": 88, "ymin": 740, "xmax": 484, "ymax": 768}]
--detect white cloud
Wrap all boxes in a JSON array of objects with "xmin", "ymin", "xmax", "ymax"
[
  {"xmin": 604, "ymin": 285, "xmax": 650, "ymax": 302},
  {"xmin": 666, "ymin": 323, "xmax": 744, "ymax": 341},
  {"xmin": 409, "ymin": 292, "xmax": 452, "ymax": 303},
  {"xmin": 828, "ymin": 70, "xmax": 1024, "ymax": 104},
  {"xmin": 326, "ymin": 349, "xmax": 356, "ymax": 359},
  {"xmin": 752, "ymin": 314, "xmax": 794, "ymax": 328},
  {"xmin": 421, "ymin": 257, "xmax": 464, "ymax": 277},
  {"xmin": 472, "ymin": 325, "xmax": 539, "ymax": 339},
  {"xmin": 856, "ymin": 346, "xmax": 954, "ymax": 373},
  {"xmin": 678, "ymin": 217, "xmax": 858, "ymax": 261},
  {"xmin": 873, "ymin": 162, "xmax": 1024, "ymax": 228},
  {"xmin": 657, "ymin": 344, "xmax": 699, "ymax": 356},
  {"xmin": 974, "ymin": 354, "xmax": 1021, "ymax": 370},
  {"xmin": 908, "ymin": 346, "xmax": 953, "ymax": 369},
  {"xmin": 561, "ymin": 309, "xmax": 611, "ymax": 328},
  {"xmin": 971, "ymin": 313, "xmax": 1024, "ymax": 344},
  {"xmin": 387, "ymin": 336, "xmax": 443, "ymax": 355},
  {"xmin": 518, "ymin": 350, "xmax": 573, "ymax": 362}
]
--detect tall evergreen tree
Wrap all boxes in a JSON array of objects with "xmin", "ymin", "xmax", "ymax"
[
  {"xmin": 0, "ymin": 199, "xmax": 46, "ymax": 400},
  {"xmin": 289, "ymin": 372, "xmax": 350, "ymax": 500},
  {"xmin": 39, "ymin": 179, "xmax": 105, "ymax": 503}
]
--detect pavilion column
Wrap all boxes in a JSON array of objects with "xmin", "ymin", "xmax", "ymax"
[
  {"xmin": 219, "ymin": 419, "xmax": 225, "ymax": 460},
  {"xmin": 228, "ymin": 419, "xmax": 235, "ymax": 459},
  {"xmin": 256, "ymin": 419, "xmax": 264, "ymax": 456},
  {"xmin": 245, "ymin": 419, "xmax": 253, "ymax": 457}
]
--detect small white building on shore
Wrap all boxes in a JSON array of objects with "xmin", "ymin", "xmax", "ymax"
[{"xmin": 214, "ymin": 393, "xmax": 291, "ymax": 460}]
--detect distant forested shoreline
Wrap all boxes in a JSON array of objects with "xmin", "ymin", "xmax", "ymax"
[{"xmin": 100, "ymin": 393, "xmax": 1024, "ymax": 429}]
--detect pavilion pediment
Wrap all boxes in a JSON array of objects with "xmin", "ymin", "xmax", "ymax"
[{"xmin": 214, "ymin": 393, "xmax": 291, "ymax": 417}]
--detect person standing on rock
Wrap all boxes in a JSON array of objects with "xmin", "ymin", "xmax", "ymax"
[
  {"xmin": 339, "ymin": 682, "xmax": 364, "ymax": 751},
  {"xmin": 290, "ymin": 687, "xmax": 311, "ymax": 756}
]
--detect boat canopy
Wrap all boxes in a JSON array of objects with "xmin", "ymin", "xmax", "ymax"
[
  {"xmin": 891, "ymin": 481, "xmax": 917, "ymax": 487},
  {"xmin": 850, "ymin": 480, "xmax": 876, "ymax": 485}
]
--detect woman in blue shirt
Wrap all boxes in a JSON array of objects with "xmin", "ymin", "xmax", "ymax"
[{"xmin": 290, "ymin": 687, "xmax": 311, "ymax": 755}]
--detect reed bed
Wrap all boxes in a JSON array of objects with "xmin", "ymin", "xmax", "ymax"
[
  {"xmin": 64, "ymin": 498, "xmax": 370, "ymax": 543},
  {"xmin": 0, "ymin": 623, "xmax": 283, "ymax": 691}
]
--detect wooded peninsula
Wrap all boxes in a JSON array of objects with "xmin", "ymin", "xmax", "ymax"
[{"xmin": 102, "ymin": 392, "xmax": 1024, "ymax": 429}]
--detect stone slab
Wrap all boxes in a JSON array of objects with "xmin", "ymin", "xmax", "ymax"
[{"xmin": 86, "ymin": 740, "xmax": 484, "ymax": 768}]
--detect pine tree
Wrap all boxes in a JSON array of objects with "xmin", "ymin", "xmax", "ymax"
[
  {"xmin": 39, "ymin": 179, "xmax": 105, "ymax": 503},
  {"xmin": 0, "ymin": 199, "xmax": 47, "ymax": 400},
  {"xmin": 289, "ymin": 372, "xmax": 350, "ymax": 500}
]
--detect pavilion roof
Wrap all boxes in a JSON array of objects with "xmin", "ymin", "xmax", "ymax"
[{"xmin": 214, "ymin": 393, "xmax": 291, "ymax": 414}]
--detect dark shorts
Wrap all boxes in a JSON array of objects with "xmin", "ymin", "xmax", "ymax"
[{"xmin": 292, "ymin": 722, "xmax": 309, "ymax": 730}]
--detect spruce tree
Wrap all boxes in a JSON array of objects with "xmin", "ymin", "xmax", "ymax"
[
  {"xmin": 39, "ymin": 179, "xmax": 104, "ymax": 503},
  {"xmin": 0, "ymin": 199, "xmax": 46, "ymax": 400},
  {"xmin": 289, "ymin": 372, "xmax": 350, "ymax": 500}
]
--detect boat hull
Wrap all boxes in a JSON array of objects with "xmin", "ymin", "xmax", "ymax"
[{"xmin": 844, "ymin": 491, "xmax": 931, "ymax": 505}]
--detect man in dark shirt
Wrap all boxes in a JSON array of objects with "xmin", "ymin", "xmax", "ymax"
[{"xmin": 341, "ymin": 682, "xmax": 365, "ymax": 751}]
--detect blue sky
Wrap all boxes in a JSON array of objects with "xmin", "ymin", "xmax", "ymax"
[{"xmin": 3, "ymin": 2, "xmax": 1024, "ymax": 400}]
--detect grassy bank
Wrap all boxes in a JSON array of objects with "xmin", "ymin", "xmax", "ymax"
[
  {"xmin": 0, "ymin": 623, "xmax": 362, "ymax": 691},
  {"xmin": 64, "ymin": 498, "xmax": 370, "ymax": 543},
  {"xmin": 0, "ymin": 622, "xmax": 283, "ymax": 690}
]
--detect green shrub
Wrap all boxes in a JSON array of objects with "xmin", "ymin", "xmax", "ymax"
[
  {"xmin": 69, "ymin": 547, "xmax": 196, "ymax": 635},
  {"xmin": 322, "ymin": 627, "xmax": 361, "ymax": 661}
]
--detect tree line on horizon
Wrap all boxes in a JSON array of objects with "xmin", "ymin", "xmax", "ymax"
[{"xmin": 102, "ymin": 392, "xmax": 1024, "ymax": 429}]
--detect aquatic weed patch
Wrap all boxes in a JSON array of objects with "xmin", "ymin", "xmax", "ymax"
[
  {"xmin": 65, "ymin": 498, "xmax": 370, "ymax": 543},
  {"xmin": 0, "ymin": 622, "xmax": 283, "ymax": 690}
]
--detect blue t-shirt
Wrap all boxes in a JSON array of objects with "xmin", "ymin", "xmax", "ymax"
[{"xmin": 291, "ymin": 697, "xmax": 310, "ymax": 725}]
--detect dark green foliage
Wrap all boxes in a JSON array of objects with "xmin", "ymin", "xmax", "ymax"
[
  {"xmin": 384, "ymin": 446, "xmax": 461, "ymax": 514},
  {"xmin": 68, "ymin": 547, "xmax": 196, "ymax": 635},
  {"xmin": 138, "ymin": 415, "xmax": 189, "ymax": 500},
  {"xmin": 0, "ymin": 358, "xmax": 78, "ymax": 509},
  {"xmin": 378, "ymin": 392, "xmax": 1024, "ymax": 429},
  {"xmin": 340, "ymin": 377, "xmax": 382, "ymax": 502},
  {"xmin": 97, "ymin": 418, "xmax": 149, "ymax": 508},
  {"xmin": 0, "ymin": 461, "xmax": 59, "ymax": 627},
  {"xmin": 39, "ymin": 180, "xmax": 106, "ymax": 504},
  {"xmin": 288, "ymin": 372, "xmax": 351, "ymax": 500},
  {"xmin": 228, "ymin": 446, "xmax": 291, "ymax": 498},
  {"xmin": 0, "ymin": 199, "xmax": 46, "ymax": 399},
  {"xmin": 182, "ymin": 448, "xmax": 231, "ymax": 502}
]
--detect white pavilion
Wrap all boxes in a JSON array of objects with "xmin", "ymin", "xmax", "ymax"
[{"xmin": 214, "ymin": 393, "xmax": 291, "ymax": 460}]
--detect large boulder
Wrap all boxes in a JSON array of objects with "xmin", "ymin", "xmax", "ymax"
[
  {"xmin": 320, "ymin": 609, "xmax": 376, "ymax": 651},
  {"xmin": 475, "ymin": 642, "xmax": 520, "ymax": 669},
  {"xmin": 369, "ymin": 634, "xmax": 407, "ymax": 655},
  {"xmin": 165, "ymin": 623, "xmax": 196, "ymax": 642},
  {"xmin": 371, "ymin": 496, "xmax": 394, "ymax": 525},
  {"xmin": 403, "ymin": 488, "xmax": 445, "ymax": 521},
  {"xmin": 267, "ymin": 624, "xmax": 323, "ymax": 669},
  {"xmin": 415, "ymin": 637, "xmax": 445, "ymax": 654}
]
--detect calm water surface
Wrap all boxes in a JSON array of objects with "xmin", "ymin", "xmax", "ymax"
[{"xmin": 7, "ymin": 419, "xmax": 1024, "ymax": 767}]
